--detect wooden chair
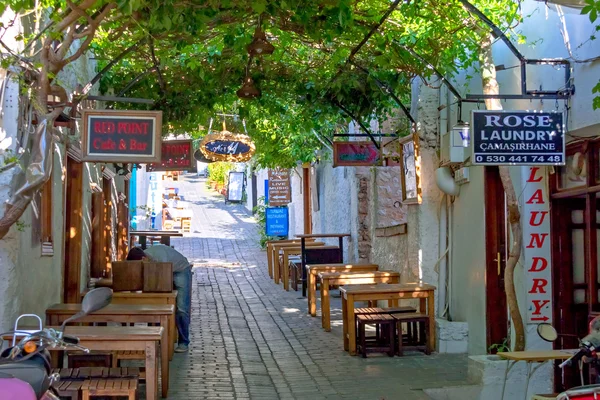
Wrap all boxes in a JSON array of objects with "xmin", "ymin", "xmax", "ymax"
[
  {"xmin": 181, "ymin": 218, "xmax": 191, "ymax": 233},
  {"xmin": 356, "ymin": 314, "xmax": 396, "ymax": 358}
]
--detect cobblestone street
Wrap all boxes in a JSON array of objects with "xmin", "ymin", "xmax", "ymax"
[{"xmin": 164, "ymin": 174, "xmax": 468, "ymax": 399}]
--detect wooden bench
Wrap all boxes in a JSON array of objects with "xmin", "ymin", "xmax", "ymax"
[
  {"xmin": 266, "ymin": 239, "xmax": 316, "ymax": 279},
  {"xmin": 81, "ymin": 378, "xmax": 138, "ymax": 400},
  {"xmin": 112, "ymin": 350, "xmax": 145, "ymax": 368},
  {"xmin": 356, "ymin": 314, "xmax": 396, "ymax": 358},
  {"xmin": 51, "ymin": 367, "xmax": 142, "ymax": 399}
]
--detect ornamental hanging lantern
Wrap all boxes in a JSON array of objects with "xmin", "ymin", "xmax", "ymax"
[
  {"xmin": 247, "ymin": 27, "xmax": 274, "ymax": 56},
  {"xmin": 237, "ymin": 76, "xmax": 261, "ymax": 100},
  {"xmin": 452, "ymin": 121, "xmax": 470, "ymax": 148}
]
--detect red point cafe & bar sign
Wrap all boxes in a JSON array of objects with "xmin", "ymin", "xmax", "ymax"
[
  {"xmin": 81, "ymin": 110, "xmax": 163, "ymax": 162},
  {"xmin": 523, "ymin": 166, "xmax": 552, "ymax": 324},
  {"xmin": 147, "ymin": 140, "xmax": 194, "ymax": 172}
]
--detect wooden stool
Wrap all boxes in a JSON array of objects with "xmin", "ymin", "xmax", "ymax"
[
  {"xmin": 355, "ymin": 307, "xmax": 417, "ymax": 316},
  {"xmin": 112, "ymin": 350, "xmax": 145, "ymax": 367},
  {"xmin": 393, "ymin": 313, "xmax": 430, "ymax": 355},
  {"xmin": 54, "ymin": 380, "xmax": 84, "ymax": 400},
  {"xmin": 81, "ymin": 378, "xmax": 138, "ymax": 400},
  {"xmin": 356, "ymin": 314, "xmax": 396, "ymax": 358},
  {"xmin": 289, "ymin": 257, "xmax": 302, "ymax": 291}
]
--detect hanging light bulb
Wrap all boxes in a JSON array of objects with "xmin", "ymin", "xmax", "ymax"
[
  {"xmin": 247, "ymin": 27, "xmax": 275, "ymax": 56},
  {"xmin": 237, "ymin": 76, "xmax": 261, "ymax": 99}
]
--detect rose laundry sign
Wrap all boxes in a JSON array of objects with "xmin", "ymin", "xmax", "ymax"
[
  {"xmin": 333, "ymin": 141, "xmax": 381, "ymax": 167},
  {"xmin": 147, "ymin": 140, "xmax": 194, "ymax": 172},
  {"xmin": 472, "ymin": 111, "xmax": 564, "ymax": 166},
  {"xmin": 522, "ymin": 166, "xmax": 552, "ymax": 324},
  {"xmin": 81, "ymin": 110, "xmax": 162, "ymax": 162}
]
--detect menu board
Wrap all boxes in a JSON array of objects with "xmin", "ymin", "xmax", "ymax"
[
  {"xmin": 81, "ymin": 110, "xmax": 162, "ymax": 162},
  {"xmin": 268, "ymin": 169, "xmax": 291, "ymax": 206},
  {"xmin": 227, "ymin": 171, "xmax": 245, "ymax": 203}
]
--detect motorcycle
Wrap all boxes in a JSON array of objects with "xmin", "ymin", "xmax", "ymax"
[
  {"xmin": 537, "ymin": 317, "xmax": 600, "ymax": 399},
  {"xmin": 0, "ymin": 287, "xmax": 113, "ymax": 400}
]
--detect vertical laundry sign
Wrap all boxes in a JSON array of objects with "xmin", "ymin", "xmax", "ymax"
[{"xmin": 522, "ymin": 166, "xmax": 552, "ymax": 324}]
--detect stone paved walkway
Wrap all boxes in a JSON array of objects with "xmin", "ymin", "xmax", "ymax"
[{"xmin": 161, "ymin": 173, "xmax": 468, "ymax": 399}]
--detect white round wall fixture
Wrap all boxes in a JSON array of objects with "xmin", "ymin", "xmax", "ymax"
[{"xmin": 435, "ymin": 167, "xmax": 459, "ymax": 196}]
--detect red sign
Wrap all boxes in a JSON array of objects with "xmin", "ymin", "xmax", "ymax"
[
  {"xmin": 333, "ymin": 141, "xmax": 381, "ymax": 167},
  {"xmin": 523, "ymin": 166, "xmax": 552, "ymax": 324},
  {"xmin": 147, "ymin": 140, "xmax": 194, "ymax": 172},
  {"xmin": 81, "ymin": 110, "xmax": 162, "ymax": 162}
]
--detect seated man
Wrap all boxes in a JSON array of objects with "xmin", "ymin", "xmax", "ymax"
[{"xmin": 127, "ymin": 245, "xmax": 192, "ymax": 353}]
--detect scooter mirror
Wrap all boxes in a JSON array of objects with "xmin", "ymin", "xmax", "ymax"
[
  {"xmin": 537, "ymin": 323, "xmax": 558, "ymax": 342},
  {"xmin": 81, "ymin": 287, "xmax": 113, "ymax": 315}
]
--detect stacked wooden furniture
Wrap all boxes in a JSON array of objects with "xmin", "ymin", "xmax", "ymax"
[
  {"xmin": 279, "ymin": 245, "xmax": 340, "ymax": 291},
  {"xmin": 52, "ymin": 367, "xmax": 140, "ymax": 400},
  {"xmin": 356, "ymin": 313, "xmax": 396, "ymax": 358}
]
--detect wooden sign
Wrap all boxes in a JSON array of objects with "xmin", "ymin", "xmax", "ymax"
[
  {"xmin": 522, "ymin": 166, "xmax": 552, "ymax": 324},
  {"xmin": 81, "ymin": 110, "xmax": 162, "ymax": 162},
  {"xmin": 200, "ymin": 131, "xmax": 255, "ymax": 162},
  {"xmin": 146, "ymin": 140, "xmax": 194, "ymax": 172},
  {"xmin": 268, "ymin": 169, "xmax": 291, "ymax": 206},
  {"xmin": 333, "ymin": 141, "xmax": 381, "ymax": 167}
]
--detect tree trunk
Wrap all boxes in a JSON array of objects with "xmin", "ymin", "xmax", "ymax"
[{"xmin": 479, "ymin": 33, "xmax": 526, "ymax": 351}]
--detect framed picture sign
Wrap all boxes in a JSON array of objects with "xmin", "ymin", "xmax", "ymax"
[
  {"xmin": 81, "ymin": 110, "xmax": 162, "ymax": 163},
  {"xmin": 399, "ymin": 133, "xmax": 421, "ymax": 204}
]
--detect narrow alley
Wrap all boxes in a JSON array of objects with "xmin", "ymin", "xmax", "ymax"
[{"xmin": 165, "ymin": 174, "xmax": 468, "ymax": 400}]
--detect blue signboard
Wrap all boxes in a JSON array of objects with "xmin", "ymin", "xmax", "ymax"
[
  {"xmin": 264, "ymin": 179, "xmax": 269, "ymax": 203},
  {"xmin": 266, "ymin": 207, "xmax": 289, "ymax": 237}
]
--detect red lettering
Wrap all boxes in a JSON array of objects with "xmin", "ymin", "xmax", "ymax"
[
  {"xmin": 527, "ymin": 167, "xmax": 543, "ymax": 182},
  {"xmin": 130, "ymin": 139, "xmax": 147, "ymax": 151},
  {"xmin": 531, "ymin": 300, "xmax": 550, "ymax": 315},
  {"xmin": 529, "ymin": 211, "xmax": 548, "ymax": 227},
  {"xmin": 526, "ymin": 233, "xmax": 549, "ymax": 248},
  {"xmin": 528, "ymin": 257, "xmax": 549, "ymax": 272},
  {"xmin": 93, "ymin": 138, "xmax": 101, "ymax": 149},
  {"xmin": 94, "ymin": 121, "xmax": 115, "ymax": 134},
  {"xmin": 529, "ymin": 278, "xmax": 549, "ymax": 294},
  {"xmin": 526, "ymin": 189, "xmax": 545, "ymax": 204}
]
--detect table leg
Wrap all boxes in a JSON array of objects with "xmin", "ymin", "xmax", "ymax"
[
  {"xmin": 427, "ymin": 290, "xmax": 435, "ymax": 353},
  {"xmin": 273, "ymin": 247, "xmax": 280, "ymax": 284},
  {"xmin": 140, "ymin": 235, "xmax": 147, "ymax": 250},
  {"xmin": 338, "ymin": 236, "xmax": 344, "ymax": 262},
  {"xmin": 169, "ymin": 298, "xmax": 178, "ymax": 345},
  {"xmin": 161, "ymin": 330, "xmax": 169, "ymax": 398},
  {"xmin": 301, "ymin": 238, "xmax": 307, "ymax": 297},
  {"xmin": 161, "ymin": 315, "xmax": 173, "ymax": 361},
  {"xmin": 347, "ymin": 295, "xmax": 357, "ymax": 356},
  {"xmin": 145, "ymin": 340, "xmax": 158, "ymax": 400},
  {"xmin": 342, "ymin": 294, "xmax": 349, "ymax": 351},
  {"xmin": 161, "ymin": 236, "xmax": 171, "ymax": 246},
  {"xmin": 309, "ymin": 272, "xmax": 317, "ymax": 317},
  {"xmin": 523, "ymin": 362, "xmax": 532, "ymax": 400},
  {"xmin": 267, "ymin": 243, "xmax": 273, "ymax": 278},
  {"xmin": 283, "ymin": 252, "xmax": 290, "ymax": 291},
  {"xmin": 322, "ymin": 277, "xmax": 331, "ymax": 331}
]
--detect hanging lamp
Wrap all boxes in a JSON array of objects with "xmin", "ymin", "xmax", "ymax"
[
  {"xmin": 237, "ymin": 76, "xmax": 261, "ymax": 99},
  {"xmin": 247, "ymin": 26, "xmax": 274, "ymax": 56}
]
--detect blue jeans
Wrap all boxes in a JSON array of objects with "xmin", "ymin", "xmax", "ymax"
[{"xmin": 173, "ymin": 266, "xmax": 192, "ymax": 345}]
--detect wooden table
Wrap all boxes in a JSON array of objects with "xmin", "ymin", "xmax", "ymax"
[
  {"xmin": 497, "ymin": 350, "xmax": 578, "ymax": 400},
  {"xmin": 296, "ymin": 233, "xmax": 350, "ymax": 296},
  {"xmin": 318, "ymin": 270, "xmax": 400, "ymax": 332},
  {"xmin": 45, "ymin": 303, "xmax": 175, "ymax": 361},
  {"xmin": 129, "ymin": 230, "xmax": 183, "ymax": 249},
  {"xmin": 340, "ymin": 283, "xmax": 436, "ymax": 356},
  {"xmin": 266, "ymin": 239, "xmax": 316, "ymax": 279},
  {"xmin": 5, "ymin": 326, "xmax": 164, "ymax": 400},
  {"xmin": 270, "ymin": 241, "xmax": 324, "ymax": 284},
  {"xmin": 307, "ymin": 264, "xmax": 379, "ymax": 317},
  {"xmin": 280, "ymin": 246, "xmax": 339, "ymax": 291}
]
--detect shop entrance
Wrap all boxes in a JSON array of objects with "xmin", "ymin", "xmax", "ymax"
[
  {"xmin": 551, "ymin": 139, "xmax": 600, "ymax": 390},
  {"xmin": 484, "ymin": 166, "xmax": 509, "ymax": 351}
]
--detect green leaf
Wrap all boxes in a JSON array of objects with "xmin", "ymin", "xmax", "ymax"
[{"xmin": 251, "ymin": 0, "xmax": 267, "ymax": 14}]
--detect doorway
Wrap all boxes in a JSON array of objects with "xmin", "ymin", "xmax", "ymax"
[{"xmin": 484, "ymin": 166, "xmax": 509, "ymax": 351}]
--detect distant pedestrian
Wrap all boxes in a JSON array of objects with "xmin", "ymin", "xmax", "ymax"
[{"xmin": 127, "ymin": 245, "xmax": 192, "ymax": 352}]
